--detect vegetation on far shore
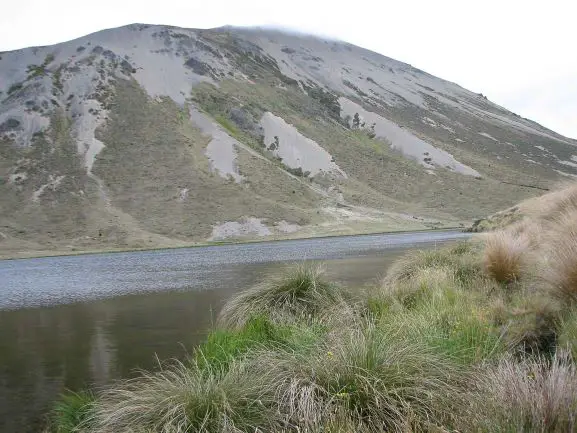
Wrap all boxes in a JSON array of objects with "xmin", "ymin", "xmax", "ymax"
[{"xmin": 50, "ymin": 184, "xmax": 577, "ymax": 432}]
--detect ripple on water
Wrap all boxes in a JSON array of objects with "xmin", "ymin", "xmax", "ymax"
[{"xmin": 0, "ymin": 230, "xmax": 469, "ymax": 309}]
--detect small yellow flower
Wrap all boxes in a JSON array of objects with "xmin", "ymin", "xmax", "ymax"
[{"xmin": 327, "ymin": 351, "xmax": 334, "ymax": 358}]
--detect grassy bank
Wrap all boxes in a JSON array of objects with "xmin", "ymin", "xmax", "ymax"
[{"xmin": 50, "ymin": 185, "xmax": 577, "ymax": 432}]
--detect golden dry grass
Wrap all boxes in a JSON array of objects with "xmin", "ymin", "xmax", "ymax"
[
  {"xmin": 462, "ymin": 351, "xmax": 577, "ymax": 432},
  {"xmin": 518, "ymin": 181, "xmax": 577, "ymax": 221},
  {"xmin": 483, "ymin": 231, "xmax": 529, "ymax": 283},
  {"xmin": 543, "ymin": 211, "xmax": 577, "ymax": 303}
]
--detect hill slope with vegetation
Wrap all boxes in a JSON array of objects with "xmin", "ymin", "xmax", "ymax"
[
  {"xmin": 51, "ymin": 183, "xmax": 577, "ymax": 432},
  {"xmin": 1, "ymin": 24, "xmax": 576, "ymax": 257}
]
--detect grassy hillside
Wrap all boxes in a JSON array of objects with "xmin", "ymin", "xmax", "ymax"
[
  {"xmin": 94, "ymin": 79, "xmax": 321, "ymax": 241},
  {"xmin": 2, "ymin": 25, "xmax": 576, "ymax": 257},
  {"xmin": 193, "ymin": 79, "xmax": 542, "ymax": 221},
  {"xmin": 50, "ymin": 183, "xmax": 577, "ymax": 432}
]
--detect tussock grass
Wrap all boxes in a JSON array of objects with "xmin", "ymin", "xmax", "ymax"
[
  {"xmin": 380, "ymin": 266, "xmax": 457, "ymax": 309},
  {"xmin": 50, "ymin": 391, "xmax": 95, "ymax": 433},
  {"xmin": 527, "ymin": 182, "xmax": 577, "ymax": 221},
  {"xmin": 257, "ymin": 323, "xmax": 464, "ymax": 432},
  {"xmin": 558, "ymin": 311, "xmax": 577, "ymax": 359},
  {"xmin": 471, "ymin": 183, "xmax": 577, "ymax": 233},
  {"xmin": 504, "ymin": 218, "xmax": 543, "ymax": 249},
  {"xmin": 217, "ymin": 264, "xmax": 345, "ymax": 329},
  {"xmin": 483, "ymin": 231, "xmax": 529, "ymax": 283},
  {"xmin": 89, "ymin": 358, "xmax": 279, "ymax": 433},
  {"xmin": 79, "ymin": 321, "xmax": 465, "ymax": 433},
  {"xmin": 462, "ymin": 352, "xmax": 577, "ymax": 432},
  {"xmin": 383, "ymin": 241, "xmax": 483, "ymax": 287},
  {"xmin": 52, "ymin": 183, "xmax": 577, "ymax": 433},
  {"xmin": 544, "ymin": 212, "xmax": 577, "ymax": 303},
  {"xmin": 195, "ymin": 315, "xmax": 324, "ymax": 372},
  {"xmin": 505, "ymin": 294, "xmax": 562, "ymax": 355},
  {"xmin": 194, "ymin": 315, "xmax": 292, "ymax": 371},
  {"xmin": 376, "ymin": 282, "xmax": 505, "ymax": 365}
]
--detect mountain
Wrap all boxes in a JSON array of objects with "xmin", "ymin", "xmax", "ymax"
[{"xmin": 1, "ymin": 24, "xmax": 575, "ymax": 258}]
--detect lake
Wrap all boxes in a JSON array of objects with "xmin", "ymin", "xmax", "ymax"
[{"xmin": 0, "ymin": 230, "xmax": 468, "ymax": 432}]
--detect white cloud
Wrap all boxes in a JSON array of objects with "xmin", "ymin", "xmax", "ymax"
[{"xmin": 1, "ymin": 0, "xmax": 575, "ymax": 138}]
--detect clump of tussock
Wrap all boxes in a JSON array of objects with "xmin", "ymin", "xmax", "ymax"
[
  {"xmin": 50, "ymin": 181, "xmax": 577, "ymax": 433},
  {"xmin": 79, "ymin": 320, "xmax": 465, "ymax": 433},
  {"xmin": 376, "ymin": 278, "xmax": 505, "ymax": 365},
  {"xmin": 88, "ymin": 358, "xmax": 280, "ymax": 433},
  {"xmin": 257, "ymin": 322, "xmax": 464, "ymax": 432},
  {"xmin": 543, "ymin": 212, "xmax": 577, "ymax": 303},
  {"xmin": 483, "ymin": 231, "xmax": 529, "ymax": 284},
  {"xmin": 379, "ymin": 266, "xmax": 457, "ymax": 309},
  {"xmin": 383, "ymin": 241, "xmax": 483, "ymax": 288},
  {"xmin": 504, "ymin": 218, "xmax": 543, "ymax": 249},
  {"xmin": 50, "ymin": 391, "xmax": 95, "ymax": 433},
  {"xmin": 462, "ymin": 351, "xmax": 577, "ymax": 432},
  {"xmin": 558, "ymin": 310, "xmax": 577, "ymax": 359},
  {"xmin": 194, "ymin": 315, "xmax": 296, "ymax": 372},
  {"xmin": 533, "ymin": 182, "xmax": 577, "ymax": 220},
  {"xmin": 217, "ymin": 264, "xmax": 346, "ymax": 329},
  {"xmin": 505, "ymin": 294, "xmax": 562, "ymax": 356}
]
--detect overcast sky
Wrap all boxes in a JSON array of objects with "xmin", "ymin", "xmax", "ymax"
[{"xmin": 1, "ymin": 0, "xmax": 575, "ymax": 138}]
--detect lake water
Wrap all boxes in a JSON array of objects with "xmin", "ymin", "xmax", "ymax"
[{"xmin": 0, "ymin": 230, "xmax": 468, "ymax": 432}]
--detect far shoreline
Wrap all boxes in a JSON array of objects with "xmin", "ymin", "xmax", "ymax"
[{"xmin": 0, "ymin": 226, "xmax": 468, "ymax": 262}]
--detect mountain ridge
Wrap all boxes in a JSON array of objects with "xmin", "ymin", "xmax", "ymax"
[{"xmin": 1, "ymin": 23, "xmax": 575, "ymax": 258}]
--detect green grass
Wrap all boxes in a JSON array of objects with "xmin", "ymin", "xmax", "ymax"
[
  {"xmin": 214, "ymin": 114, "xmax": 242, "ymax": 140},
  {"xmin": 195, "ymin": 315, "xmax": 323, "ymax": 372},
  {"xmin": 558, "ymin": 310, "xmax": 577, "ymax": 359},
  {"xmin": 383, "ymin": 240, "xmax": 484, "ymax": 287},
  {"xmin": 373, "ymin": 255, "xmax": 506, "ymax": 365},
  {"xmin": 50, "ymin": 391, "xmax": 95, "ymax": 432},
  {"xmin": 7, "ymin": 82, "xmax": 23, "ymax": 95}
]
